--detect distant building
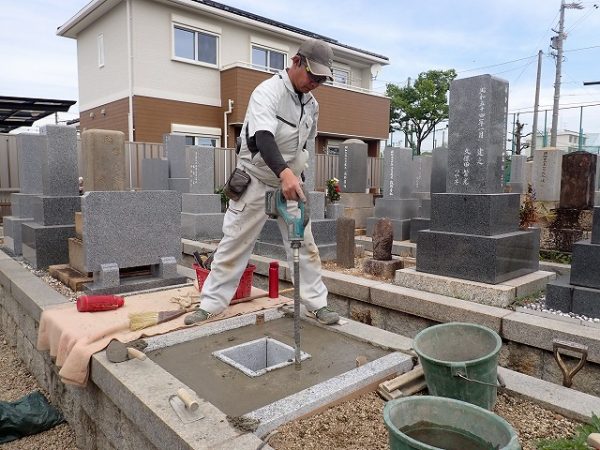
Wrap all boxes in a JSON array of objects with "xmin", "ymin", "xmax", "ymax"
[
  {"xmin": 58, "ymin": 0, "xmax": 390, "ymax": 156},
  {"xmin": 527, "ymin": 129, "xmax": 587, "ymax": 155}
]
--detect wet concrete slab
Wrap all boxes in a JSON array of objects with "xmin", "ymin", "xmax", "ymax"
[{"xmin": 148, "ymin": 317, "xmax": 390, "ymax": 417}]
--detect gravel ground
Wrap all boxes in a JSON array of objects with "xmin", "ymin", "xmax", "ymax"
[{"xmin": 0, "ymin": 250, "xmax": 584, "ymax": 449}]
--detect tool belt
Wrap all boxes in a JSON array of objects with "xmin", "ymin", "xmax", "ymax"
[{"xmin": 223, "ymin": 168, "xmax": 251, "ymax": 201}]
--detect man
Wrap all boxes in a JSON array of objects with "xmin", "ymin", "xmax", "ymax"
[{"xmin": 185, "ymin": 38, "xmax": 339, "ymax": 326}]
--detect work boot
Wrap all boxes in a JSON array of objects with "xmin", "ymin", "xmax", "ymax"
[
  {"xmin": 310, "ymin": 306, "xmax": 339, "ymax": 325},
  {"xmin": 184, "ymin": 308, "xmax": 213, "ymax": 325}
]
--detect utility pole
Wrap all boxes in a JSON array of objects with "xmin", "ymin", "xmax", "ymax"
[
  {"xmin": 531, "ymin": 50, "xmax": 543, "ymax": 154},
  {"xmin": 550, "ymin": 0, "xmax": 583, "ymax": 147}
]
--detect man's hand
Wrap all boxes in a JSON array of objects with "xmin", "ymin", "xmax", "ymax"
[{"xmin": 279, "ymin": 168, "xmax": 307, "ymax": 202}]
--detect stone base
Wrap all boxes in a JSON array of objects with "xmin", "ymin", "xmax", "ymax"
[
  {"xmin": 181, "ymin": 213, "xmax": 225, "ymax": 241},
  {"xmin": 570, "ymin": 239, "xmax": 600, "ymax": 289},
  {"xmin": 10, "ymin": 193, "xmax": 39, "ymax": 218},
  {"xmin": 82, "ymin": 275, "xmax": 190, "ymax": 295},
  {"xmin": 362, "ymin": 257, "xmax": 403, "ymax": 280},
  {"xmin": 366, "ymin": 217, "xmax": 411, "ymax": 241},
  {"xmin": 395, "ymin": 267, "xmax": 556, "ymax": 307},
  {"xmin": 416, "ymin": 228, "xmax": 540, "ymax": 284},
  {"xmin": 546, "ymin": 276, "xmax": 600, "ymax": 319},
  {"xmin": 168, "ymin": 178, "xmax": 190, "ymax": 194},
  {"xmin": 21, "ymin": 223, "xmax": 76, "ymax": 269},
  {"xmin": 409, "ymin": 218, "xmax": 430, "ymax": 243},
  {"xmin": 2, "ymin": 216, "xmax": 34, "ymax": 255},
  {"xmin": 373, "ymin": 198, "xmax": 418, "ymax": 220},
  {"xmin": 326, "ymin": 203, "xmax": 344, "ymax": 220},
  {"xmin": 253, "ymin": 241, "xmax": 337, "ymax": 262},
  {"xmin": 182, "ymin": 194, "xmax": 221, "ymax": 213},
  {"xmin": 32, "ymin": 195, "xmax": 81, "ymax": 226}
]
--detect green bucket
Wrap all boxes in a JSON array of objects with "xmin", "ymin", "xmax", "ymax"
[
  {"xmin": 413, "ymin": 322, "xmax": 502, "ymax": 410},
  {"xmin": 384, "ymin": 396, "xmax": 521, "ymax": 450}
]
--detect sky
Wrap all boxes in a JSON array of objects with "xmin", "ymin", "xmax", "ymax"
[{"xmin": 2, "ymin": 0, "xmax": 600, "ymax": 149}]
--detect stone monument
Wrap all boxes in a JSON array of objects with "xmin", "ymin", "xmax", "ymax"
[
  {"xmin": 82, "ymin": 129, "xmax": 128, "ymax": 191},
  {"xmin": 508, "ymin": 154, "xmax": 528, "ymax": 194},
  {"xmin": 415, "ymin": 74, "xmax": 539, "ymax": 284},
  {"xmin": 19, "ymin": 126, "xmax": 81, "ymax": 268},
  {"xmin": 337, "ymin": 139, "xmax": 373, "ymax": 227},
  {"xmin": 532, "ymin": 147, "xmax": 564, "ymax": 203},
  {"xmin": 545, "ymin": 151, "xmax": 597, "ymax": 252},
  {"xmin": 409, "ymin": 153, "xmax": 434, "ymax": 242},
  {"xmin": 546, "ymin": 207, "xmax": 600, "ymax": 318},
  {"xmin": 366, "ymin": 146, "xmax": 418, "ymax": 241},
  {"xmin": 363, "ymin": 218, "xmax": 403, "ymax": 279},
  {"xmin": 2, "ymin": 133, "xmax": 44, "ymax": 255}
]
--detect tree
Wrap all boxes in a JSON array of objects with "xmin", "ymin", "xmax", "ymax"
[
  {"xmin": 512, "ymin": 119, "xmax": 531, "ymax": 155},
  {"xmin": 386, "ymin": 69, "xmax": 457, "ymax": 155}
]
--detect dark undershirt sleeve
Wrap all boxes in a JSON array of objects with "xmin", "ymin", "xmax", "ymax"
[{"xmin": 255, "ymin": 130, "xmax": 288, "ymax": 177}]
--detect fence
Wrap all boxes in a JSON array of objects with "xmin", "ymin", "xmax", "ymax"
[{"xmin": 0, "ymin": 134, "xmax": 382, "ymax": 217}]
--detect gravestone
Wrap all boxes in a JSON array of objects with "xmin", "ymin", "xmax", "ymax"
[
  {"xmin": 181, "ymin": 145, "xmax": 225, "ymax": 241},
  {"xmin": 532, "ymin": 147, "xmax": 564, "ymax": 202},
  {"xmin": 546, "ymin": 207, "xmax": 600, "ymax": 318},
  {"xmin": 338, "ymin": 139, "xmax": 368, "ymax": 193},
  {"xmin": 165, "ymin": 134, "xmax": 190, "ymax": 193},
  {"xmin": 2, "ymin": 133, "xmax": 44, "ymax": 255},
  {"xmin": 409, "ymin": 154, "xmax": 433, "ymax": 243},
  {"xmin": 141, "ymin": 159, "xmax": 169, "ymax": 190},
  {"xmin": 430, "ymin": 147, "xmax": 448, "ymax": 194},
  {"xmin": 559, "ymin": 151, "xmax": 596, "ymax": 209},
  {"xmin": 367, "ymin": 146, "xmax": 417, "ymax": 240},
  {"xmin": 508, "ymin": 154, "xmax": 528, "ymax": 194},
  {"xmin": 72, "ymin": 191, "xmax": 187, "ymax": 294},
  {"xmin": 363, "ymin": 218, "xmax": 403, "ymax": 279},
  {"xmin": 82, "ymin": 129, "xmax": 127, "ymax": 191},
  {"xmin": 414, "ymin": 74, "xmax": 539, "ymax": 284},
  {"xmin": 20, "ymin": 125, "xmax": 81, "ymax": 268}
]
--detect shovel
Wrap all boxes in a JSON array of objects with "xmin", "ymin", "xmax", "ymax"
[
  {"xmin": 106, "ymin": 339, "xmax": 147, "ymax": 363},
  {"xmin": 169, "ymin": 388, "xmax": 204, "ymax": 423}
]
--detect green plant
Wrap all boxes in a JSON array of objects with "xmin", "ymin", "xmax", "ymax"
[
  {"xmin": 537, "ymin": 413, "xmax": 600, "ymax": 449},
  {"xmin": 215, "ymin": 186, "xmax": 229, "ymax": 210},
  {"xmin": 326, "ymin": 177, "xmax": 341, "ymax": 202},
  {"xmin": 510, "ymin": 289, "xmax": 544, "ymax": 309},
  {"xmin": 539, "ymin": 249, "xmax": 572, "ymax": 265}
]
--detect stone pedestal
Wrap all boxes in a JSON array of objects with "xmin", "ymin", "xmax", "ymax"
[
  {"xmin": 363, "ymin": 257, "xmax": 403, "ymax": 279},
  {"xmin": 181, "ymin": 193, "xmax": 224, "ymax": 241},
  {"xmin": 326, "ymin": 202, "xmax": 344, "ymax": 220},
  {"xmin": 367, "ymin": 198, "xmax": 418, "ymax": 241},
  {"xmin": 546, "ymin": 207, "xmax": 600, "ymax": 318}
]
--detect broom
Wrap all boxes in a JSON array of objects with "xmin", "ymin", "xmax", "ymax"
[{"xmin": 129, "ymin": 307, "xmax": 193, "ymax": 331}]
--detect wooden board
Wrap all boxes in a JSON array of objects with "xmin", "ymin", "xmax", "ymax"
[{"xmin": 48, "ymin": 264, "xmax": 93, "ymax": 292}]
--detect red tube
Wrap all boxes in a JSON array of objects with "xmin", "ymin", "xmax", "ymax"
[
  {"xmin": 268, "ymin": 261, "xmax": 279, "ymax": 298},
  {"xmin": 77, "ymin": 295, "xmax": 125, "ymax": 312}
]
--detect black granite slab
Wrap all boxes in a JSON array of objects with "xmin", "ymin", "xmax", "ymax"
[
  {"xmin": 592, "ymin": 207, "xmax": 600, "ymax": 245},
  {"xmin": 410, "ymin": 218, "xmax": 430, "ymax": 243},
  {"xmin": 416, "ymin": 228, "xmax": 540, "ymax": 284},
  {"xmin": 570, "ymin": 240, "xmax": 600, "ymax": 290},
  {"xmin": 21, "ymin": 223, "xmax": 76, "ymax": 269},
  {"xmin": 546, "ymin": 276, "xmax": 600, "ymax": 318}
]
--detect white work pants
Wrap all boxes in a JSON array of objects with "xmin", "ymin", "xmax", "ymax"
[{"xmin": 199, "ymin": 173, "xmax": 328, "ymax": 315}]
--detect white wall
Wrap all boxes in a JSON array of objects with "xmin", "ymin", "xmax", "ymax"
[{"xmin": 77, "ymin": 1, "xmax": 129, "ymax": 111}]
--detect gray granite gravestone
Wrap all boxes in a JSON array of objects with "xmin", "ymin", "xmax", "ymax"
[
  {"xmin": 181, "ymin": 145, "xmax": 224, "ymax": 241},
  {"xmin": 2, "ymin": 133, "xmax": 44, "ymax": 255},
  {"xmin": 141, "ymin": 159, "xmax": 169, "ymax": 190},
  {"xmin": 546, "ymin": 207, "xmax": 600, "ymax": 318},
  {"xmin": 255, "ymin": 141, "xmax": 337, "ymax": 261},
  {"xmin": 338, "ymin": 139, "xmax": 368, "ymax": 193},
  {"xmin": 508, "ymin": 154, "xmax": 528, "ymax": 194},
  {"xmin": 82, "ymin": 129, "xmax": 127, "ymax": 191},
  {"xmin": 74, "ymin": 191, "xmax": 187, "ymax": 294},
  {"xmin": 409, "ymin": 154, "xmax": 433, "ymax": 242},
  {"xmin": 20, "ymin": 126, "xmax": 81, "ymax": 268},
  {"xmin": 367, "ymin": 146, "xmax": 417, "ymax": 240},
  {"xmin": 165, "ymin": 134, "xmax": 190, "ymax": 194},
  {"xmin": 414, "ymin": 74, "xmax": 539, "ymax": 284},
  {"xmin": 430, "ymin": 147, "xmax": 448, "ymax": 194},
  {"xmin": 532, "ymin": 147, "xmax": 564, "ymax": 202},
  {"xmin": 336, "ymin": 217, "xmax": 355, "ymax": 269}
]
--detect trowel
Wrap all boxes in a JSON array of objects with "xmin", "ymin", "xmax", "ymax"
[
  {"xmin": 169, "ymin": 388, "xmax": 204, "ymax": 423},
  {"xmin": 106, "ymin": 339, "xmax": 147, "ymax": 363}
]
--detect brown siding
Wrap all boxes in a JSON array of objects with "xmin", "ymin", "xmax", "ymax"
[
  {"xmin": 312, "ymin": 86, "xmax": 390, "ymax": 140},
  {"xmin": 80, "ymin": 98, "xmax": 129, "ymax": 136},
  {"xmin": 133, "ymin": 96, "xmax": 222, "ymax": 143}
]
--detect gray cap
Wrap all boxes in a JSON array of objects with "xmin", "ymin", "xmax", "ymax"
[{"xmin": 298, "ymin": 38, "xmax": 334, "ymax": 80}]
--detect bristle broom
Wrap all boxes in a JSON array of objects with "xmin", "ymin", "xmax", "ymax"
[{"xmin": 129, "ymin": 308, "xmax": 190, "ymax": 331}]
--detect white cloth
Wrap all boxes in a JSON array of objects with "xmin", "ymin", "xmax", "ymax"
[{"xmin": 199, "ymin": 173, "xmax": 328, "ymax": 314}]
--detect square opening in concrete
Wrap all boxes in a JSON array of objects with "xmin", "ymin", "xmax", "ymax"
[{"xmin": 213, "ymin": 337, "xmax": 311, "ymax": 377}]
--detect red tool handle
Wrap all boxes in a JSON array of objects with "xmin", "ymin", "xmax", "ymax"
[{"xmin": 77, "ymin": 295, "xmax": 125, "ymax": 312}]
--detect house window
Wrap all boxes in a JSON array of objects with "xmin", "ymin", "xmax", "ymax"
[
  {"xmin": 97, "ymin": 34, "xmax": 105, "ymax": 68},
  {"xmin": 252, "ymin": 46, "xmax": 285, "ymax": 72},
  {"xmin": 185, "ymin": 135, "xmax": 220, "ymax": 147},
  {"xmin": 333, "ymin": 68, "xmax": 349, "ymax": 85},
  {"xmin": 174, "ymin": 26, "xmax": 218, "ymax": 66}
]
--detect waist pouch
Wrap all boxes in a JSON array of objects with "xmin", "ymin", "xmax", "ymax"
[{"xmin": 223, "ymin": 168, "xmax": 251, "ymax": 201}]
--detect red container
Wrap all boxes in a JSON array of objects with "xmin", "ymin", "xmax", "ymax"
[
  {"xmin": 77, "ymin": 295, "xmax": 125, "ymax": 312},
  {"xmin": 193, "ymin": 263, "xmax": 255, "ymax": 304},
  {"xmin": 268, "ymin": 261, "xmax": 279, "ymax": 298}
]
